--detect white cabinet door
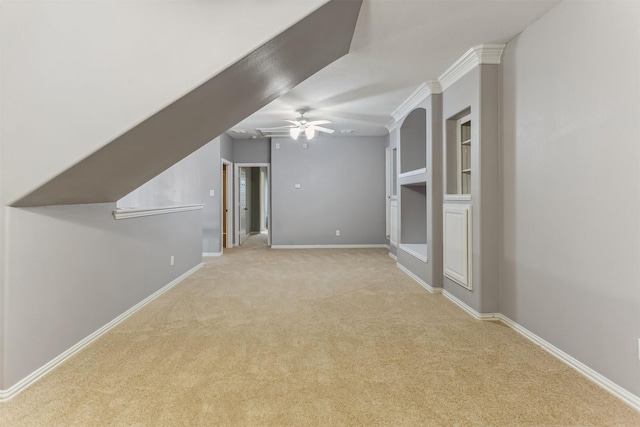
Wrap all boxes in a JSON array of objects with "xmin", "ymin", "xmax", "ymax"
[
  {"xmin": 390, "ymin": 200, "xmax": 398, "ymax": 248},
  {"xmin": 443, "ymin": 204, "xmax": 472, "ymax": 289}
]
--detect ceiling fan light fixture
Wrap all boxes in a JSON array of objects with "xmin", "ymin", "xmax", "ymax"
[
  {"xmin": 290, "ymin": 127, "xmax": 300, "ymax": 140},
  {"xmin": 305, "ymin": 127, "xmax": 315, "ymax": 140}
]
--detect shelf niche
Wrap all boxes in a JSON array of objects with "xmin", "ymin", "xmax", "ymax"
[
  {"xmin": 445, "ymin": 108, "xmax": 471, "ymax": 197},
  {"xmin": 400, "ymin": 108, "xmax": 427, "ymax": 174},
  {"xmin": 399, "ymin": 107, "xmax": 428, "ymax": 263},
  {"xmin": 400, "ymin": 184, "xmax": 427, "ymax": 261}
]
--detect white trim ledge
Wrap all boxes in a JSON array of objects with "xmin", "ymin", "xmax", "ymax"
[
  {"xmin": 0, "ymin": 263, "xmax": 203, "ymax": 402},
  {"xmin": 444, "ymin": 194, "xmax": 472, "ymax": 202},
  {"xmin": 113, "ymin": 204, "xmax": 205, "ymax": 220},
  {"xmin": 440, "ymin": 290, "xmax": 640, "ymax": 412},
  {"xmin": 388, "ymin": 252, "xmax": 397, "ymax": 261},
  {"xmin": 271, "ymin": 244, "xmax": 388, "ymax": 249},
  {"xmin": 396, "ymin": 263, "xmax": 441, "ymax": 294},
  {"xmin": 203, "ymin": 251, "xmax": 223, "ymax": 257},
  {"xmin": 399, "ymin": 243, "xmax": 428, "ymax": 263},
  {"xmin": 399, "ymin": 168, "xmax": 427, "ymax": 179}
]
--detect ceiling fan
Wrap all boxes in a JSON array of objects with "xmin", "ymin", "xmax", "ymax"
[{"xmin": 267, "ymin": 110, "xmax": 335, "ymax": 140}]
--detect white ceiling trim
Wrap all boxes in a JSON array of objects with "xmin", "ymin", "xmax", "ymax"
[{"xmin": 438, "ymin": 44, "xmax": 505, "ymax": 91}]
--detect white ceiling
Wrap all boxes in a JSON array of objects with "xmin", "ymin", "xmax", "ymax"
[{"xmin": 230, "ymin": 0, "xmax": 560, "ymax": 139}]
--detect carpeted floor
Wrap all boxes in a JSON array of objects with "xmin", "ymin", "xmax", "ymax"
[{"xmin": 4, "ymin": 233, "xmax": 640, "ymax": 426}]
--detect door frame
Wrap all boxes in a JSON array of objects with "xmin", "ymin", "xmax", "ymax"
[
  {"xmin": 221, "ymin": 158, "xmax": 233, "ymax": 250},
  {"xmin": 234, "ymin": 162, "xmax": 271, "ymax": 247}
]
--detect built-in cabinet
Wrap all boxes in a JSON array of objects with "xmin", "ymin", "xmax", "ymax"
[
  {"xmin": 443, "ymin": 203, "xmax": 472, "ymax": 289},
  {"xmin": 387, "ymin": 43, "xmax": 503, "ymax": 313},
  {"xmin": 440, "ymin": 45, "xmax": 503, "ymax": 313}
]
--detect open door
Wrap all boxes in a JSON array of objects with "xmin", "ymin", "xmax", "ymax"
[{"xmin": 235, "ymin": 163, "xmax": 271, "ymax": 247}]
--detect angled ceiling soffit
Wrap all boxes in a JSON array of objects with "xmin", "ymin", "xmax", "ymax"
[{"xmin": 13, "ymin": 0, "xmax": 363, "ymax": 207}]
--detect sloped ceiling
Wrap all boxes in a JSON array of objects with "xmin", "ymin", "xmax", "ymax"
[{"xmin": 11, "ymin": 0, "xmax": 362, "ymax": 207}]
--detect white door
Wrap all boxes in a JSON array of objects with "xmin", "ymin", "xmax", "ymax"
[{"xmin": 239, "ymin": 167, "xmax": 248, "ymax": 244}]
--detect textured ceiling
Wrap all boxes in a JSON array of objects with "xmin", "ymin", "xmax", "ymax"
[{"xmin": 231, "ymin": 0, "xmax": 560, "ymax": 138}]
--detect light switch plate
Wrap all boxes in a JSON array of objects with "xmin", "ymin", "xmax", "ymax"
[
  {"xmin": 209, "ymin": 190, "xmax": 215, "ymax": 197},
  {"xmin": 275, "ymin": 143, "xmax": 280, "ymax": 149},
  {"xmin": 295, "ymin": 184, "xmax": 301, "ymax": 189}
]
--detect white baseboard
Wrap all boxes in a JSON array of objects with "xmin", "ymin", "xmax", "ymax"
[
  {"xmin": 440, "ymin": 290, "xmax": 640, "ymax": 411},
  {"xmin": 496, "ymin": 313, "xmax": 640, "ymax": 411},
  {"xmin": 203, "ymin": 251, "xmax": 223, "ymax": 257},
  {"xmin": 441, "ymin": 289, "xmax": 500, "ymax": 321},
  {"xmin": 396, "ymin": 262, "xmax": 441, "ymax": 294},
  {"xmin": 271, "ymin": 244, "xmax": 388, "ymax": 249},
  {"xmin": 0, "ymin": 263, "xmax": 203, "ymax": 402},
  {"xmin": 388, "ymin": 252, "xmax": 397, "ymax": 261}
]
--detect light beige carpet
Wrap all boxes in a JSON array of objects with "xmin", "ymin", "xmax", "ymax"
[{"xmin": 4, "ymin": 233, "xmax": 640, "ymax": 426}]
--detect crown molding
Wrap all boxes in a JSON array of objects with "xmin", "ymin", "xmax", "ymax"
[
  {"xmin": 438, "ymin": 43, "xmax": 505, "ymax": 91},
  {"xmin": 385, "ymin": 118, "xmax": 398, "ymax": 132},
  {"xmin": 388, "ymin": 44, "xmax": 505, "ymax": 123},
  {"xmin": 391, "ymin": 79, "xmax": 441, "ymax": 122}
]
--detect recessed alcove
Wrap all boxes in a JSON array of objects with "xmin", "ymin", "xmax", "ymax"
[
  {"xmin": 399, "ymin": 107, "xmax": 428, "ymax": 263},
  {"xmin": 400, "ymin": 108, "xmax": 427, "ymax": 174}
]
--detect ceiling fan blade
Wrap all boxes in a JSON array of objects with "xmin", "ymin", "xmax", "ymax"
[
  {"xmin": 284, "ymin": 120, "xmax": 301, "ymax": 126},
  {"xmin": 260, "ymin": 125, "xmax": 296, "ymax": 130},
  {"xmin": 306, "ymin": 120, "xmax": 331, "ymax": 126},
  {"xmin": 310, "ymin": 125, "xmax": 335, "ymax": 134}
]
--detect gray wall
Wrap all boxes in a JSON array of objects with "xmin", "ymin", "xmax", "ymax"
[
  {"xmin": 271, "ymin": 136, "xmax": 386, "ymax": 246},
  {"xmin": 4, "ymin": 203, "xmax": 202, "ymax": 388},
  {"xmin": 234, "ymin": 138, "xmax": 271, "ymax": 164},
  {"xmin": 220, "ymin": 133, "xmax": 235, "ymax": 162},
  {"xmin": 501, "ymin": 1, "xmax": 640, "ymax": 394},
  {"xmin": 118, "ymin": 138, "xmax": 222, "ymax": 254}
]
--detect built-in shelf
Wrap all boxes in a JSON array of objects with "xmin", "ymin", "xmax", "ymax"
[
  {"xmin": 398, "ymin": 168, "xmax": 427, "ymax": 179},
  {"xmin": 462, "ymin": 169, "xmax": 472, "ymax": 174},
  {"xmin": 399, "ymin": 167, "xmax": 427, "ymax": 186},
  {"xmin": 444, "ymin": 194, "xmax": 472, "ymax": 201},
  {"xmin": 461, "ymin": 139, "xmax": 471, "ymax": 146}
]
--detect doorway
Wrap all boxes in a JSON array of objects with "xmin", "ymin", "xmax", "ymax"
[
  {"xmin": 234, "ymin": 163, "xmax": 270, "ymax": 247},
  {"xmin": 222, "ymin": 159, "xmax": 233, "ymax": 250}
]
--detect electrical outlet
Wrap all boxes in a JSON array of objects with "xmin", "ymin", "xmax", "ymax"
[
  {"xmin": 209, "ymin": 190, "xmax": 215, "ymax": 197},
  {"xmin": 275, "ymin": 143, "xmax": 280, "ymax": 149},
  {"xmin": 302, "ymin": 143, "xmax": 308, "ymax": 149},
  {"xmin": 170, "ymin": 256, "xmax": 175, "ymax": 266},
  {"xmin": 336, "ymin": 230, "xmax": 340, "ymax": 236}
]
